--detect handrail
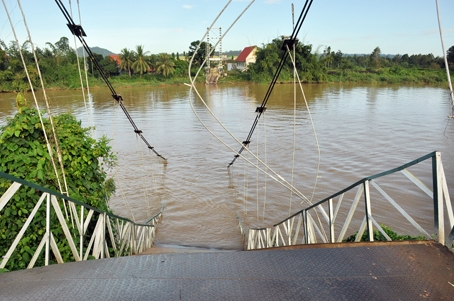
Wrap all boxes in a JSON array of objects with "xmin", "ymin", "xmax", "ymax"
[
  {"xmin": 0, "ymin": 171, "xmax": 163, "ymax": 270},
  {"xmin": 247, "ymin": 151, "xmax": 453, "ymax": 250},
  {"xmin": 273, "ymin": 151, "xmax": 437, "ymax": 227},
  {"xmin": 0, "ymin": 171, "xmax": 160, "ymax": 227}
]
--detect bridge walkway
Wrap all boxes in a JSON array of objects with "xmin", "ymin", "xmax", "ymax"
[{"xmin": 0, "ymin": 241, "xmax": 453, "ymax": 300}]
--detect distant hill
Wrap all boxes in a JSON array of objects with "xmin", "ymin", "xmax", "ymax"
[{"xmin": 76, "ymin": 46, "xmax": 114, "ymax": 57}]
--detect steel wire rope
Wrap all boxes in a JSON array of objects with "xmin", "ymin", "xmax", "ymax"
[
  {"xmin": 68, "ymin": 0, "xmax": 92, "ymax": 128},
  {"xmin": 3, "ymin": 0, "xmax": 73, "ymax": 220},
  {"xmin": 111, "ymin": 100, "xmax": 136, "ymax": 222},
  {"xmin": 137, "ymin": 132, "xmax": 153, "ymax": 218},
  {"xmin": 285, "ymin": 44, "xmax": 321, "ymax": 204},
  {"xmin": 17, "ymin": 0, "xmax": 70, "ymax": 197},
  {"xmin": 435, "ymin": 0, "xmax": 454, "ymax": 114},
  {"xmin": 54, "ymin": 0, "xmax": 166, "ymax": 161},
  {"xmin": 186, "ymin": 1, "xmax": 311, "ymax": 204},
  {"xmin": 261, "ymin": 110, "xmax": 267, "ymax": 225},
  {"xmin": 228, "ymin": 0, "xmax": 314, "ymax": 167},
  {"xmin": 285, "ymin": 44, "xmax": 327, "ymax": 242},
  {"xmin": 255, "ymin": 114, "xmax": 259, "ymax": 224},
  {"xmin": 75, "ymin": 0, "xmax": 92, "ymax": 127},
  {"xmin": 289, "ymin": 42, "xmax": 297, "ymax": 216}
]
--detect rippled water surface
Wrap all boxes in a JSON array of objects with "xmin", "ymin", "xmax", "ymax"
[{"xmin": 1, "ymin": 83, "xmax": 453, "ymax": 249}]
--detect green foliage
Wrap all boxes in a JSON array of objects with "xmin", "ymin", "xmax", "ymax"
[
  {"xmin": 344, "ymin": 225, "xmax": 426, "ymax": 242},
  {"xmin": 131, "ymin": 45, "xmax": 150, "ymax": 76},
  {"xmin": 248, "ymin": 38, "xmax": 327, "ymax": 83},
  {"xmin": 156, "ymin": 53, "xmax": 176, "ymax": 77},
  {"xmin": 188, "ymin": 40, "xmax": 211, "ymax": 66},
  {"xmin": 0, "ymin": 98, "xmax": 116, "ymax": 270}
]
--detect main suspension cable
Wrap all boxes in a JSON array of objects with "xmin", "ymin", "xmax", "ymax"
[
  {"xmin": 228, "ymin": 0, "xmax": 314, "ymax": 167},
  {"xmin": 186, "ymin": 0, "xmax": 312, "ymax": 204},
  {"xmin": 54, "ymin": 0, "xmax": 166, "ymax": 160}
]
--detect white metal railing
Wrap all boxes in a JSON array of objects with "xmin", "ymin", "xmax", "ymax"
[
  {"xmin": 247, "ymin": 152, "xmax": 453, "ymax": 250},
  {"xmin": 0, "ymin": 171, "xmax": 162, "ymax": 271}
]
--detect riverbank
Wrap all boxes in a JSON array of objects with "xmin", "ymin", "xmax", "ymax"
[{"xmin": 1, "ymin": 66, "xmax": 452, "ymax": 93}]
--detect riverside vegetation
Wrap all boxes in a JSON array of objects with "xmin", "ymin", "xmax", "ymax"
[
  {"xmin": 0, "ymin": 94, "xmax": 116, "ymax": 271},
  {"xmin": 0, "ymin": 37, "xmax": 453, "ymax": 92}
]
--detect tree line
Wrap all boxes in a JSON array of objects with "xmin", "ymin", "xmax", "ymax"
[
  {"xmin": 245, "ymin": 37, "xmax": 454, "ymax": 84},
  {"xmin": 1, "ymin": 36, "xmax": 453, "ymax": 92}
]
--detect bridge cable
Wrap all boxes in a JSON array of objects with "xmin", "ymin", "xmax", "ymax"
[
  {"xmin": 228, "ymin": 0, "xmax": 314, "ymax": 167},
  {"xmin": 54, "ymin": 0, "xmax": 166, "ymax": 161},
  {"xmin": 186, "ymin": 1, "xmax": 312, "ymax": 205},
  {"xmin": 186, "ymin": 1, "xmax": 312, "ymax": 204},
  {"xmin": 3, "ymin": 0, "xmax": 73, "ymax": 221},
  {"xmin": 68, "ymin": 0, "xmax": 93, "ymax": 128},
  {"xmin": 435, "ymin": 0, "xmax": 454, "ymax": 117},
  {"xmin": 285, "ymin": 43, "xmax": 327, "ymax": 241}
]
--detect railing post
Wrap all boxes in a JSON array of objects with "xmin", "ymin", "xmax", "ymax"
[
  {"xmin": 364, "ymin": 180, "xmax": 374, "ymax": 242},
  {"xmin": 329, "ymin": 198, "xmax": 334, "ymax": 243},
  {"xmin": 101, "ymin": 213, "xmax": 106, "ymax": 259},
  {"xmin": 433, "ymin": 152, "xmax": 445, "ymax": 245},
  {"xmin": 303, "ymin": 210, "xmax": 308, "ymax": 244},
  {"xmin": 80, "ymin": 206, "xmax": 84, "ymax": 261},
  {"xmin": 45, "ymin": 193, "xmax": 50, "ymax": 266}
]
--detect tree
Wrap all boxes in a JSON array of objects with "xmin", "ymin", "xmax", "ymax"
[
  {"xmin": 119, "ymin": 48, "xmax": 134, "ymax": 76},
  {"xmin": 0, "ymin": 95, "xmax": 116, "ymax": 270},
  {"xmin": 188, "ymin": 40, "xmax": 211, "ymax": 66},
  {"xmin": 99, "ymin": 56, "xmax": 119, "ymax": 77},
  {"xmin": 369, "ymin": 46, "xmax": 381, "ymax": 68},
  {"xmin": 131, "ymin": 45, "xmax": 150, "ymax": 76},
  {"xmin": 156, "ymin": 53, "xmax": 175, "ymax": 77},
  {"xmin": 447, "ymin": 45, "xmax": 454, "ymax": 64}
]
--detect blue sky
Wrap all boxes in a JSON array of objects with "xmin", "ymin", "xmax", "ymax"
[{"xmin": 1, "ymin": 0, "xmax": 453, "ymax": 56}]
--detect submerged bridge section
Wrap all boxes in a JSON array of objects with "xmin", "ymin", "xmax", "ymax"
[
  {"xmin": 0, "ymin": 241, "xmax": 453, "ymax": 300},
  {"xmin": 0, "ymin": 152, "xmax": 453, "ymax": 299}
]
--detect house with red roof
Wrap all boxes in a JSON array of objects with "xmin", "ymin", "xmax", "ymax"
[
  {"xmin": 108, "ymin": 54, "xmax": 121, "ymax": 66},
  {"xmin": 227, "ymin": 46, "xmax": 257, "ymax": 71}
]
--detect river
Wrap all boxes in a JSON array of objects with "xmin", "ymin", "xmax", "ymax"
[{"xmin": 0, "ymin": 83, "xmax": 453, "ymax": 249}]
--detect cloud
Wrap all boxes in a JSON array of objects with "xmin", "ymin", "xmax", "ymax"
[
  {"xmin": 265, "ymin": 0, "xmax": 281, "ymax": 4},
  {"xmin": 183, "ymin": 4, "xmax": 194, "ymax": 9}
]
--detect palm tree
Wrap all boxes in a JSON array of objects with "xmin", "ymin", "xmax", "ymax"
[
  {"xmin": 156, "ymin": 53, "xmax": 175, "ymax": 77},
  {"xmin": 131, "ymin": 45, "xmax": 149, "ymax": 76},
  {"xmin": 119, "ymin": 48, "xmax": 134, "ymax": 76}
]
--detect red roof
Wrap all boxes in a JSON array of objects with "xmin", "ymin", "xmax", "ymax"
[
  {"xmin": 235, "ymin": 46, "xmax": 256, "ymax": 62},
  {"xmin": 108, "ymin": 54, "xmax": 121, "ymax": 65}
]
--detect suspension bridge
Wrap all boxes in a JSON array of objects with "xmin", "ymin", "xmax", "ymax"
[
  {"xmin": 0, "ymin": 151, "xmax": 453, "ymax": 299},
  {"xmin": 1, "ymin": 0, "xmax": 453, "ymax": 300}
]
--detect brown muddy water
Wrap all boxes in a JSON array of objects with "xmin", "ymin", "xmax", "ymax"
[{"xmin": 1, "ymin": 83, "xmax": 453, "ymax": 249}]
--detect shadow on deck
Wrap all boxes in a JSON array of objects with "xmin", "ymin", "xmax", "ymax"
[{"xmin": 0, "ymin": 241, "xmax": 453, "ymax": 300}]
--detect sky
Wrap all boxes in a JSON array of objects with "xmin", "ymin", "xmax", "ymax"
[{"xmin": 1, "ymin": 0, "xmax": 454, "ymax": 57}]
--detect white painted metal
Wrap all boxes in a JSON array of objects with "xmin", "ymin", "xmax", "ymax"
[
  {"xmin": 245, "ymin": 152, "xmax": 453, "ymax": 251},
  {"xmin": 329, "ymin": 199, "xmax": 334, "ymax": 243},
  {"xmin": 401, "ymin": 169, "xmax": 433, "ymax": 197},
  {"xmin": 370, "ymin": 217, "xmax": 392, "ymax": 241},
  {"xmin": 0, "ymin": 182, "xmax": 21, "ymax": 212},
  {"xmin": 51, "ymin": 195, "xmax": 80, "ymax": 261},
  {"xmin": 370, "ymin": 180, "xmax": 431, "ymax": 239},
  {"xmin": 435, "ymin": 152, "xmax": 445, "ymax": 244},
  {"xmin": 0, "ymin": 193, "xmax": 46, "ymax": 268},
  {"xmin": 46, "ymin": 193, "xmax": 50, "ymax": 266},
  {"xmin": 337, "ymin": 185, "xmax": 364, "ymax": 242},
  {"xmin": 0, "ymin": 173, "xmax": 162, "ymax": 270},
  {"xmin": 364, "ymin": 181, "xmax": 374, "ymax": 242}
]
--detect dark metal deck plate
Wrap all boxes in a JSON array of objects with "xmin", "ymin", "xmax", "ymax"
[{"xmin": 0, "ymin": 242, "xmax": 453, "ymax": 300}]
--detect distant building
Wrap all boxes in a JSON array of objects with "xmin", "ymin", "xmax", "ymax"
[
  {"xmin": 108, "ymin": 54, "xmax": 121, "ymax": 66},
  {"xmin": 227, "ymin": 46, "xmax": 257, "ymax": 71}
]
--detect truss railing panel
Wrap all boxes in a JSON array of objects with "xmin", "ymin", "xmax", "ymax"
[
  {"xmin": 246, "ymin": 152, "xmax": 453, "ymax": 251},
  {"xmin": 0, "ymin": 172, "xmax": 162, "ymax": 270}
]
